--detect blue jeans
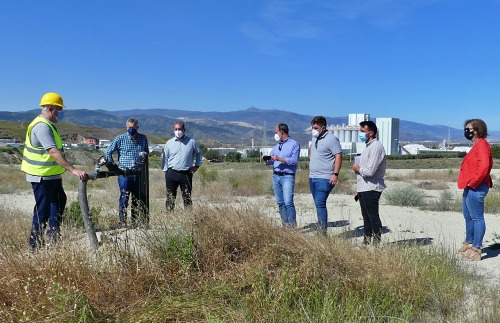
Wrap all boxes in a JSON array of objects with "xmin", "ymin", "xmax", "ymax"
[
  {"xmin": 29, "ymin": 179, "xmax": 67, "ymax": 248},
  {"xmin": 118, "ymin": 175, "xmax": 141, "ymax": 225},
  {"xmin": 309, "ymin": 178, "xmax": 335, "ymax": 233},
  {"xmin": 273, "ymin": 173, "xmax": 296, "ymax": 227},
  {"xmin": 462, "ymin": 183, "xmax": 489, "ymax": 248}
]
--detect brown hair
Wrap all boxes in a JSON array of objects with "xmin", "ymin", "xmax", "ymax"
[
  {"xmin": 311, "ymin": 116, "xmax": 327, "ymax": 127},
  {"xmin": 464, "ymin": 119, "xmax": 488, "ymax": 138}
]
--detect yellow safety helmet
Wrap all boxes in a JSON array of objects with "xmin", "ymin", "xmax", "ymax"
[{"xmin": 39, "ymin": 92, "xmax": 64, "ymax": 108}]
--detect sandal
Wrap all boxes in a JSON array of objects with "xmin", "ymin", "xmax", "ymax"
[
  {"xmin": 463, "ymin": 247, "xmax": 481, "ymax": 261},
  {"xmin": 458, "ymin": 242, "xmax": 472, "ymax": 254}
]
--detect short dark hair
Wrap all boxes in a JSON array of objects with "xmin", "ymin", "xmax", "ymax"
[
  {"xmin": 359, "ymin": 120, "xmax": 378, "ymax": 136},
  {"xmin": 464, "ymin": 119, "xmax": 488, "ymax": 138},
  {"xmin": 174, "ymin": 121, "xmax": 185, "ymax": 130},
  {"xmin": 311, "ymin": 116, "xmax": 327, "ymax": 127},
  {"xmin": 278, "ymin": 123, "xmax": 289, "ymax": 134}
]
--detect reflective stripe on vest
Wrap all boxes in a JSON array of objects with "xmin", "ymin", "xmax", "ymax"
[{"xmin": 20, "ymin": 116, "xmax": 66, "ymax": 176}]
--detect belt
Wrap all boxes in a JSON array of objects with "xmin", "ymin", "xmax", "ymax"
[{"xmin": 273, "ymin": 171, "xmax": 294, "ymax": 176}]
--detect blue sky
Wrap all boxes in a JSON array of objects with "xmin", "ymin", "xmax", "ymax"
[{"xmin": 1, "ymin": 0, "xmax": 500, "ymax": 130}]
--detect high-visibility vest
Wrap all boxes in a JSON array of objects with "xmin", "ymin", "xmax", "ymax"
[{"xmin": 20, "ymin": 116, "xmax": 66, "ymax": 176}]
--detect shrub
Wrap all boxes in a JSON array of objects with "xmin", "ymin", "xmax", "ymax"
[
  {"xmin": 384, "ymin": 185, "xmax": 425, "ymax": 207},
  {"xmin": 63, "ymin": 200, "xmax": 100, "ymax": 229},
  {"xmin": 198, "ymin": 165, "xmax": 218, "ymax": 185},
  {"xmin": 204, "ymin": 149, "xmax": 222, "ymax": 161},
  {"xmin": 225, "ymin": 151, "xmax": 241, "ymax": 162},
  {"xmin": 422, "ymin": 190, "xmax": 459, "ymax": 212},
  {"xmin": 485, "ymin": 191, "xmax": 500, "ymax": 214}
]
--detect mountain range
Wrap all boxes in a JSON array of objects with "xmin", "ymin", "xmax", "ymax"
[{"xmin": 1, "ymin": 107, "xmax": 498, "ymax": 147}]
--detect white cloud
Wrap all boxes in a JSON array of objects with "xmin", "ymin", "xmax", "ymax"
[{"xmin": 242, "ymin": 0, "xmax": 443, "ymax": 54}]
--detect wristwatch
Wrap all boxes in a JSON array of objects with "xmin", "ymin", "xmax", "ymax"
[{"xmin": 334, "ymin": 173, "xmax": 339, "ymax": 176}]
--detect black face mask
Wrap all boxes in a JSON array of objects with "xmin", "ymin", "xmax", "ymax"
[{"xmin": 464, "ymin": 129, "xmax": 474, "ymax": 140}]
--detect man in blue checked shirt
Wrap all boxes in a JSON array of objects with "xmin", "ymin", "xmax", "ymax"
[
  {"xmin": 263, "ymin": 123, "xmax": 300, "ymax": 227},
  {"xmin": 104, "ymin": 118, "xmax": 149, "ymax": 228}
]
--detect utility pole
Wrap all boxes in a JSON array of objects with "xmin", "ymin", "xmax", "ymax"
[
  {"xmin": 262, "ymin": 120, "xmax": 267, "ymax": 147},
  {"xmin": 448, "ymin": 122, "xmax": 451, "ymax": 150}
]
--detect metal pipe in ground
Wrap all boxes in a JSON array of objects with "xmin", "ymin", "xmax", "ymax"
[{"xmin": 78, "ymin": 173, "xmax": 99, "ymax": 250}]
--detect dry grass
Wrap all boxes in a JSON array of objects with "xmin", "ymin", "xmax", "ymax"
[
  {"xmin": 416, "ymin": 181, "xmax": 450, "ymax": 190},
  {"xmin": 386, "ymin": 169, "xmax": 458, "ymax": 182},
  {"xmin": 0, "ymin": 201, "xmax": 471, "ymax": 321}
]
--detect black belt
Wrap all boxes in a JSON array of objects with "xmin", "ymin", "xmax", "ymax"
[{"xmin": 273, "ymin": 171, "xmax": 294, "ymax": 176}]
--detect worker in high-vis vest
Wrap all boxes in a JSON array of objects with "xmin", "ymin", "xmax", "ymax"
[{"xmin": 21, "ymin": 92, "xmax": 87, "ymax": 250}]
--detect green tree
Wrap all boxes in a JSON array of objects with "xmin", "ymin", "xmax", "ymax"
[
  {"xmin": 492, "ymin": 146, "xmax": 500, "ymax": 159},
  {"xmin": 246, "ymin": 149, "xmax": 260, "ymax": 158},
  {"xmin": 204, "ymin": 149, "xmax": 222, "ymax": 161},
  {"xmin": 225, "ymin": 151, "xmax": 241, "ymax": 162}
]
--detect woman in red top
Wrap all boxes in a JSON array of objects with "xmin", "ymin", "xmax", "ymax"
[{"xmin": 457, "ymin": 119, "xmax": 493, "ymax": 261}]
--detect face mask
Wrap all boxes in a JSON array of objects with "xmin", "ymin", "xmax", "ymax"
[
  {"xmin": 464, "ymin": 129, "xmax": 474, "ymax": 140},
  {"xmin": 128, "ymin": 128, "xmax": 138, "ymax": 136},
  {"xmin": 358, "ymin": 133, "xmax": 367, "ymax": 142},
  {"xmin": 174, "ymin": 130, "xmax": 184, "ymax": 138},
  {"xmin": 274, "ymin": 133, "xmax": 281, "ymax": 141},
  {"xmin": 311, "ymin": 129, "xmax": 320, "ymax": 138}
]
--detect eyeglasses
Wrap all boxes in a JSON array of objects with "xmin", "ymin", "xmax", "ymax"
[
  {"xmin": 464, "ymin": 128, "xmax": 475, "ymax": 132},
  {"xmin": 174, "ymin": 128, "xmax": 183, "ymax": 131},
  {"xmin": 278, "ymin": 142, "xmax": 283, "ymax": 151}
]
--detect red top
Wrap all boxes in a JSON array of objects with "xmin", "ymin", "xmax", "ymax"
[{"xmin": 457, "ymin": 138, "xmax": 493, "ymax": 189}]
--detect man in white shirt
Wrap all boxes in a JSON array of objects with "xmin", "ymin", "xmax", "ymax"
[{"xmin": 352, "ymin": 121, "xmax": 387, "ymax": 245}]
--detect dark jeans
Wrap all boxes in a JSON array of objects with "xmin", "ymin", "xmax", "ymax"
[
  {"xmin": 30, "ymin": 179, "xmax": 67, "ymax": 248},
  {"xmin": 165, "ymin": 169, "xmax": 193, "ymax": 211},
  {"xmin": 358, "ymin": 190, "xmax": 382, "ymax": 244},
  {"xmin": 118, "ymin": 175, "xmax": 147, "ymax": 226}
]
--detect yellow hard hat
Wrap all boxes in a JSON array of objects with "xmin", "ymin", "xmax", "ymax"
[{"xmin": 40, "ymin": 92, "xmax": 64, "ymax": 108}]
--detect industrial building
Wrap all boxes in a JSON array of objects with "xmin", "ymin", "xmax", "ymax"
[{"xmin": 307, "ymin": 113, "xmax": 400, "ymax": 157}]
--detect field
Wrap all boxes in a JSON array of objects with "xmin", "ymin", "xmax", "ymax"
[{"xmin": 1, "ymin": 157, "xmax": 500, "ymax": 321}]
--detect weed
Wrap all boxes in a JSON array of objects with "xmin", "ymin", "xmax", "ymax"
[
  {"xmin": 198, "ymin": 164, "xmax": 218, "ymax": 185},
  {"xmin": 417, "ymin": 181, "xmax": 449, "ymax": 190},
  {"xmin": 485, "ymin": 190, "xmax": 500, "ymax": 214},
  {"xmin": 64, "ymin": 200, "xmax": 101, "ymax": 229},
  {"xmin": 384, "ymin": 185, "xmax": 425, "ymax": 207},
  {"xmin": 490, "ymin": 232, "xmax": 500, "ymax": 250},
  {"xmin": 422, "ymin": 190, "xmax": 459, "ymax": 212}
]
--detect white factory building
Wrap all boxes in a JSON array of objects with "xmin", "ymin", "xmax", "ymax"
[{"xmin": 308, "ymin": 113, "xmax": 400, "ymax": 156}]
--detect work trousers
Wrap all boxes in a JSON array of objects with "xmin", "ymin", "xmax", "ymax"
[
  {"xmin": 358, "ymin": 190, "xmax": 383, "ymax": 244},
  {"xmin": 165, "ymin": 169, "xmax": 193, "ymax": 211},
  {"xmin": 29, "ymin": 179, "xmax": 67, "ymax": 249}
]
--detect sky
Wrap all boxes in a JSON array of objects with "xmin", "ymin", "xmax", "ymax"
[{"xmin": 1, "ymin": 0, "xmax": 500, "ymax": 130}]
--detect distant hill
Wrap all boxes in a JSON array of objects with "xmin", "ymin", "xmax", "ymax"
[{"xmin": 1, "ymin": 108, "xmax": 498, "ymax": 147}]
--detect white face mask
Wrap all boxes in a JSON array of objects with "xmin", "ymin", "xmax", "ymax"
[
  {"xmin": 174, "ymin": 130, "xmax": 184, "ymax": 138},
  {"xmin": 274, "ymin": 133, "xmax": 281, "ymax": 141},
  {"xmin": 311, "ymin": 129, "xmax": 320, "ymax": 138}
]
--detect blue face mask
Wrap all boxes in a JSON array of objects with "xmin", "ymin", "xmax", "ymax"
[
  {"xmin": 358, "ymin": 132, "xmax": 367, "ymax": 142},
  {"xmin": 128, "ymin": 128, "xmax": 138, "ymax": 136}
]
